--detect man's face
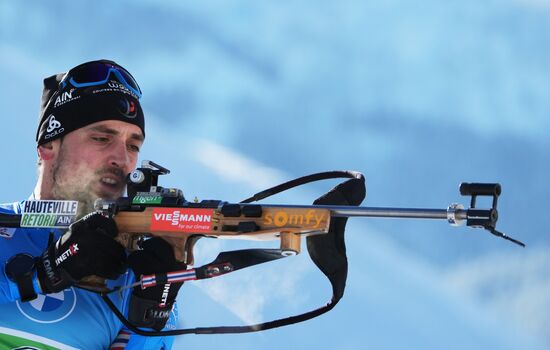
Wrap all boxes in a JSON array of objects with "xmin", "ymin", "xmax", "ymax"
[{"xmin": 50, "ymin": 120, "xmax": 144, "ymax": 215}]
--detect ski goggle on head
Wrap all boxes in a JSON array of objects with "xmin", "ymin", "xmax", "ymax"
[{"xmin": 59, "ymin": 60, "xmax": 142, "ymax": 98}]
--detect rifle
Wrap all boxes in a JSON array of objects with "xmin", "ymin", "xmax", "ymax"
[{"xmin": 0, "ymin": 160, "xmax": 524, "ymax": 336}]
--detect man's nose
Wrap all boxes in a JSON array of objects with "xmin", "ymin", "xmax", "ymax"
[{"xmin": 107, "ymin": 139, "xmax": 131, "ymax": 171}]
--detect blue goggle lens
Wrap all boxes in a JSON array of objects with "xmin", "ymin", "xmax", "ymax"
[{"xmin": 61, "ymin": 61, "xmax": 142, "ymax": 98}]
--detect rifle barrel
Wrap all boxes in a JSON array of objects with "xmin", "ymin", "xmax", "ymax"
[
  {"xmin": 332, "ymin": 206, "xmax": 452, "ymax": 219},
  {"xmin": 262, "ymin": 204, "xmax": 469, "ymax": 221}
]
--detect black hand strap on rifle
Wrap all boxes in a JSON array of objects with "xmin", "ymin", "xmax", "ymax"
[{"xmin": 101, "ymin": 170, "xmax": 365, "ymax": 336}]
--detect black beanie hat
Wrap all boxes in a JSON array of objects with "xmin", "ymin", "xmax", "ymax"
[{"xmin": 36, "ymin": 59, "xmax": 145, "ymax": 145}]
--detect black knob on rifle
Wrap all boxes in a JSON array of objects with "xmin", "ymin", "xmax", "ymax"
[{"xmin": 459, "ymin": 183, "xmax": 501, "ymax": 197}]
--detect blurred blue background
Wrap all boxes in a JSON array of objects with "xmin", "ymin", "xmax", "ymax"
[{"xmin": 1, "ymin": 1, "xmax": 549, "ymax": 349}]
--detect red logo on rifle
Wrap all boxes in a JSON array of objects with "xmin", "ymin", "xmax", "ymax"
[{"xmin": 150, "ymin": 208, "xmax": 214, "ymax": 232}]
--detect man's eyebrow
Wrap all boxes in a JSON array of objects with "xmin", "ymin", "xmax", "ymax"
[
  {"xmin": 89, "ymin": 125, "xmax": 119, "ymax": 135},
  {"xmin": 88, "ymin": 125, "xmax": 144, "ymax": 142},
  {"xmin": 130, "ymin": 133, "xmax": 145, "ymax": 143}
]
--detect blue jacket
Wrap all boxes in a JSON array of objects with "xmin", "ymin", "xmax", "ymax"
[{"xmin": 0, "ymin": 201, "xmax": 177, "ymax": 349}]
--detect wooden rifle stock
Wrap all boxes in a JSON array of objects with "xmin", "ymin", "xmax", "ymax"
[
  {"xmin": 111, "ymin": 206, "xmax": 333, "ymax": 264},
  {"xmin": 78, "ymin": 205, "xmax": 332, "ymax": 290}
]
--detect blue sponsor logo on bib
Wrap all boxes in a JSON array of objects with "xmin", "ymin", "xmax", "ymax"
[{"xmin": 16, "ymin": 288, "xmax": 77, "ymax": 323}]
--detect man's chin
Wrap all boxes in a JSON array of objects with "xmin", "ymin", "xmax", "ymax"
[
  {"xmin": 94, "ymin": 184, "xmax": 125, "ymax": 200},
  {"xmin": 76, "ymin": 189, "xmax": 122, "ymax": 219}
]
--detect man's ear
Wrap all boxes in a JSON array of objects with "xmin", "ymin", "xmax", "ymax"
[{"xmin": 37, "ymin": 139, "xmax": 61, "ymax": 161}]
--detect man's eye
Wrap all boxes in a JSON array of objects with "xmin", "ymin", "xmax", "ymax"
[
  {"xmin": 128, "ymin": 144, "xmax": 140, "ymax": 152},
  {"xmin": 92, "ymin": 136, "xmax": 109, "ymax": 142}
]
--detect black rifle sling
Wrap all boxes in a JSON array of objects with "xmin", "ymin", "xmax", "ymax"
[{"xmin": 102, "ymin": 170, "xmax": 366, "ymax": 336}]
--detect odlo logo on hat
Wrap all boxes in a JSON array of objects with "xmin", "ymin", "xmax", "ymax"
[
  {"xmin": 46, "ymin": 115, "xmax": 61, "ymax": 132},
  {"xmin": 44, "ymin": 115, "xmax": 65, "ymax": 140},
  {"xmin": 117, "ymin": 98, "xmax": 137, "ymax": 119}
]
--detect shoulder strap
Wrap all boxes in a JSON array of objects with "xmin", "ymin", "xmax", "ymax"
[{"xmin": 101, "ymin": 171, "xmax": 366, "ymax": 336}]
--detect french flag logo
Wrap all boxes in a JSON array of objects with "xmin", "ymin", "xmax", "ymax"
[{"xmin": 109, "ymin": 330, "xmax": 131, "ymax": 349}]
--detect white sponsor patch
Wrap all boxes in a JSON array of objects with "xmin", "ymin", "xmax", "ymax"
[{"xmin": 20, "ymin": 200, "xmax": 78, "ymax": 228}]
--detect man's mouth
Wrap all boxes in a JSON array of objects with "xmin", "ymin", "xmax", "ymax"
[
  {"xmin": 95, "ymin": 168, "xmax": 127, "ymax": 198},
  {"xmin": 100, "ymin": 177, "xmax": 119, "ymax": 186},
  {"xmin": 97, "ymin": 173, "xmax": 126, "ymax": 196}
]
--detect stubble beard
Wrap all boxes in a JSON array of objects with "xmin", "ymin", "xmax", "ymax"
[{"xmin": 50, "ymin": 146, "xmax": 126, "ymax": 219}]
